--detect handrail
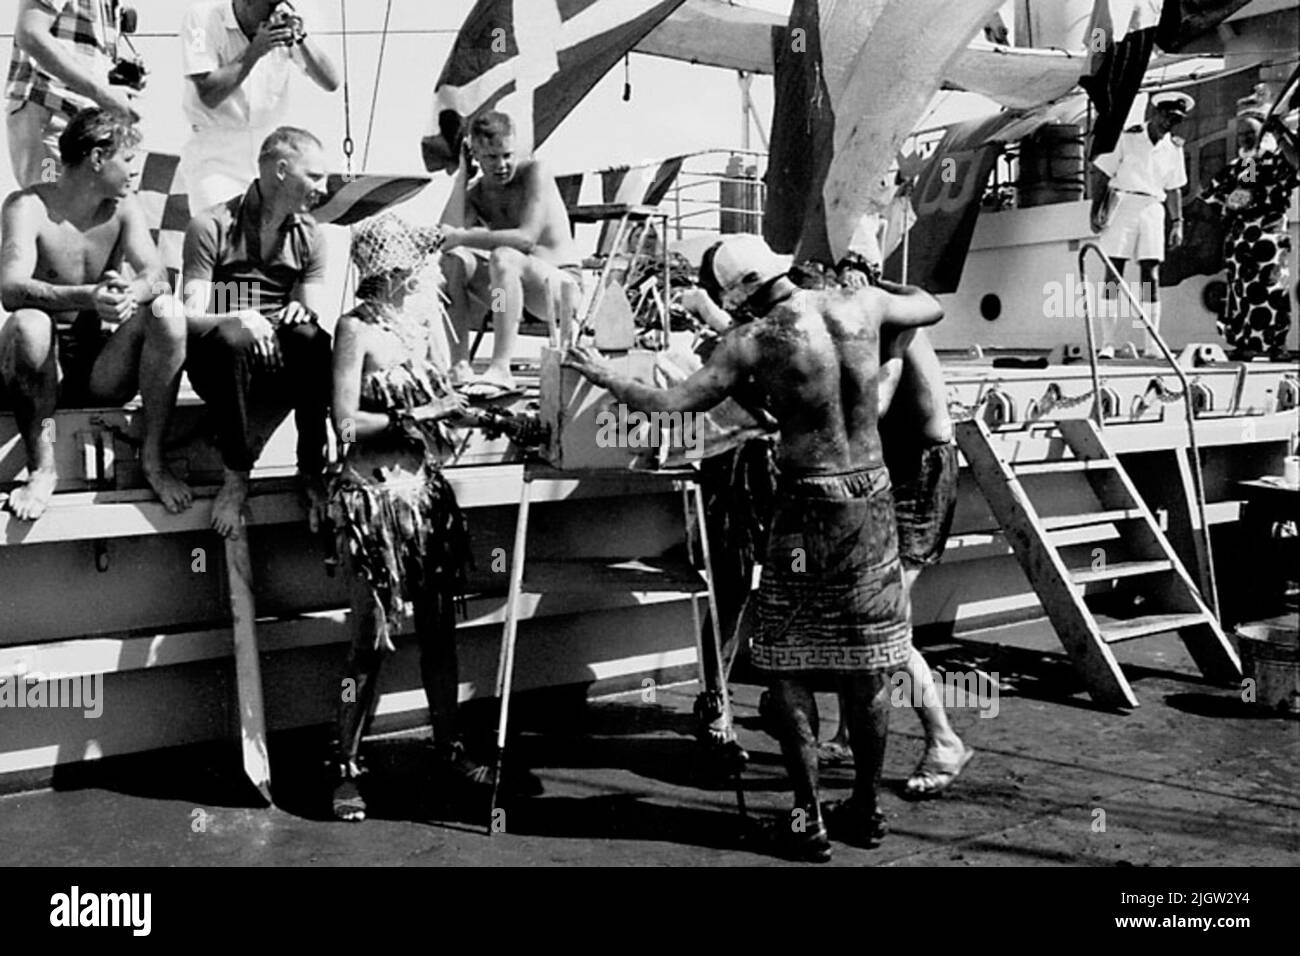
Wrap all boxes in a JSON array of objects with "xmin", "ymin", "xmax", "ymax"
[{"xmin": 1077, "ymin": 241, "xmax": 1220, "ymax": 618}]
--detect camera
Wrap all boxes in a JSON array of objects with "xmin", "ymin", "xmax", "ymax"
[
  {"xmin": 107, "ymin": 57, "xmax": 147, "ymax": 91},
  {"xmin": 107, "ymin": 6, "xmax": 147, "ymax": 91},
  {"xmin": 268, "ymin": 2, "xmax": 307, "ymax": 44}
]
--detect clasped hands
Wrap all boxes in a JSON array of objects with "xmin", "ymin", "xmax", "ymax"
[
  {"xmin": 92, "ymin": 270, "xmax": 139, "ymax": 325},
  {"xmin": 236, "ymin": 301, "xmax": 317, "ymax": 369}
]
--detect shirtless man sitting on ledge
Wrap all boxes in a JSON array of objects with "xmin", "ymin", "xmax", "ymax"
[
  {"xmin": 439, "ymin": 110, "xmax": 580, "ymax": 399},
  {"xmin": 0, "ymin": 107, "xmax": 189, "ymax": 521}
]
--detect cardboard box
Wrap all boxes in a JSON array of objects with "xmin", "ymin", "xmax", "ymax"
[{"xmin": 539, "ymin": 347, "xmax": 673, "ymax": 471}]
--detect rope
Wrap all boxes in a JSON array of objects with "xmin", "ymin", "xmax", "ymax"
[
  {"xmin": 360, "ymin": 0, "xmax": 394, "ymax": 171},
  {"xmin": 339, "ymin": 0, "xmax": 355, "ymax": 176}
]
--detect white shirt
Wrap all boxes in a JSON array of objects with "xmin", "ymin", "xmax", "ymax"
[
  {"xmin": 1093, "ymin": 125, "xmax": 1188, "ymax": 198},
  {"xmin": 180, "ymin": 0, "xmax": 316, "ymax": 133}
]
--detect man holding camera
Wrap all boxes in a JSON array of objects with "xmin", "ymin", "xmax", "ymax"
[
  {"xmin": 6, "ymin": 0, "xmax": 141, "ymax": 188},
  {"xmin": 180, "ymin": 0, "xmax": 339, "ymax": 214}
]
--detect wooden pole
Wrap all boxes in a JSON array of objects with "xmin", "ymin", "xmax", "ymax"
[
  {"xmin": 225, "ymin": 535, "xmax": 272, "ymax": 805},
  {"xmin": 488, "ymin": 473, "xmax": 533, "ymax": 831}
]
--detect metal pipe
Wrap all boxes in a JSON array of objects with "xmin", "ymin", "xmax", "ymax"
[{"xmin": 1077, "ymin": 240, "xmax": 1220, "ymax": 619}]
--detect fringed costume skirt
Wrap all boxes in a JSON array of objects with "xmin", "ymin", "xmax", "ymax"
[{"xmin": 328, "ymin": 466, "xmax": 470, "ymax": 651}]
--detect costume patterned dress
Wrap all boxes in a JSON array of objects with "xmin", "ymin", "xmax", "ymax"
[
  {"xmin": 327, "ymin": 302, "xmax": 470, "ymax": 650},
  {"xmin": 1203, "ymin": 146, "xmax": 1300, "ymax": 353}
]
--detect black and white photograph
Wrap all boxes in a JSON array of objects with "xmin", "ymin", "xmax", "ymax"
[{"xmin": 0, "ymin": 0, "xmax": 1296, "ymax": 900}]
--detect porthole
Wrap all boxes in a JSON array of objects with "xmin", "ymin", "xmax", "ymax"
[{"xmin": 980, "ymin": 294, "xmax": 1002, "ymax": 321}]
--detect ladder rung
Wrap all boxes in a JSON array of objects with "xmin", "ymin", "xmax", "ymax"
[
  {"xmin": 522, "ymin": 557, "xmax": 707, "ymax": 593},
  {"xmin": 1041, "ymin": 508, "xmax": 1144, "ymax": 532},
  {"xmin": 1068, "ymin": 559, "xmax": 1173, "ymax": 586},
  {"xmin": 1096, "ymin": 611, "xmax": 1211, "ymax": 644},
  {"xmin": 1014, "ymin": 460, "xmax": 1117, "ymax": 475}
]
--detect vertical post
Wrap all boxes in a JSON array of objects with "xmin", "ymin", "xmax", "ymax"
[
  {"xmin": 738, "ymin": 72, "xmax": 751, "ymax": 151},
  {"xmin": 490, "ymin": 472, "xmax": 533, "ymax": 831},
  {"xmin": 661, "ymin": 212, "xmax": 671, "ymax": 345},
  {"xmin": 226, "ymin": 535, "xmax": 272, "ymax": 805}
]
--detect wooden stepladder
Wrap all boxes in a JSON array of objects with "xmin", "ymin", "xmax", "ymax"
[
  {"xmin": 956, "ymin": 418, "xmax": 1241, "ymax": 709},
  {"xmin": 488, "ymin": 463, "xmax": 743, "ymax": 830}
]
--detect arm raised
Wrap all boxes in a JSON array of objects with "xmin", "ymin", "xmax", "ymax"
[
  {"xmin": 868, "ymin": 279, "xmax": 943, "ymax": 330},
  {"xmin": 443, "ymin": 161, "xmax": 563, "ymax": 255}
]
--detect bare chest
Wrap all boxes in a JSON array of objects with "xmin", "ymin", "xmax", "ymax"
[
  {"xmin": 35, "ymin": 215, "xmax": 122, "ymax": 286},
  {"xmin": 470, "ymin": 183, "xmax": 524, "ymax": 228}
]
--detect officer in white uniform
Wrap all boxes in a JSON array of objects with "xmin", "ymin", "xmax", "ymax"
[{"xmin": 1089, "ymin": 91, "xmax": 1193, "ymax": 358}]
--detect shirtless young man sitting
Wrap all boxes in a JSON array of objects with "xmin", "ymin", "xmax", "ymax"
[
  {"xmin": 565, "ymin": 235, "xmax": 945, "ymax": 862},
  {"xmin": 439, "ymin": 110, "xmax": 580, "ymax": 398},
  {"xmin": 0, "ymin": 107, "xmax": 190, "ymax": 521}
]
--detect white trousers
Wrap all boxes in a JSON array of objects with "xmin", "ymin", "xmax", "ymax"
[{"xmin": 180, "ymin": 126, "xmax": 270, "ymax": 215}]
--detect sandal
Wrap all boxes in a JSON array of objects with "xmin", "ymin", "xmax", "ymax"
[
  {"xmin": 904, "ymin": 743, "xmax": 975, "ymax": 799},
  {"xmin": 457, "ymin": 379, "xmax": 524, "ymax": 402},
  {"xmin": 330, "ymin": 759, "xmax": 367, "ymax": 822},
  {"xmin": 823, "ymin": 799, "xmax": 887, "ymax": 849},
  {"xmin": 745, "ymin": 811, "xmax": 832, "ymax": 863}
]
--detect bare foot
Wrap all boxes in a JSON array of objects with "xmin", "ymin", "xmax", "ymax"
[
  {"xmin": 211, "ymin": 470, "xmax": 250, "ymax": 539},
  {"xmin": 479, "ymin": 364, "xmax": 517, "ymax": 391},
  {"xmin": 450, "ymin": 360, "xmax": 474, "ymax": 387},
  {"xmin": 144, "ymin": 462, "xmax": 193, "ymax": 515},
  {"xmin": 905, "ymin": 741, "xmax": 974, "ymax": 798},
  {"xmin": 6, "ymin": 468, "xmax": 57, "ymax": 521}
]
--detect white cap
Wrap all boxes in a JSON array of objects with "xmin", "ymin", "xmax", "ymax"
[
  {"xmin": 705, "ymin": 234, "xmax": 790, "ymax": 308},
  {"xmin": 1152, "ymin": 90, "xmax": 1195, "ymax": 116}
]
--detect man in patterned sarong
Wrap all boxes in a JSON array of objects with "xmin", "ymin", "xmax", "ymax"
[{"xmin": 565, "ymin": 234, "xmax": 944, "ymax": 862}]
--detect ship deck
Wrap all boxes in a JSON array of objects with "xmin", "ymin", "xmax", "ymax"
[
  {"xmin": 2, "ymin": 610, "xmax": 1296, "ymax": 867},
  {"xmin": 1, "ymin": 346, "xmax": 1297, "ymax": 798}
]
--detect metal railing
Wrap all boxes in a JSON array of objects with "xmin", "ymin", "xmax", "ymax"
[
  {"xmin": 664, "ymin": 149, "xmax": 768, "ymax": 239},
  {"xmin": 1077, "ymin": 240, "xmax": 1220, "ymax": 618}
]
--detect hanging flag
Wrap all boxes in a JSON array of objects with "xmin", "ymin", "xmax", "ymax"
[
  {"xmin": 882, "ymin": 114, "xmax": 1017, "ymax": 293},
  {"xmin": 764, "ymin": 0, "xmax": 1005, "ymax": 265},
  {"xmin": 134, "ymin": 152, "xmax": 430, "ymax": 281},
  {"xmin": 1080, "ymin": 1, "xmax": 1165, "ymax": 158},
  {"xmin": 421, "ymin": 0, "xmax": 687, "ymax": 173},
  {"xmin": 1082, "ymin": 2, "xmax": 1252, "ymax": 158},
  {"xmin": 1156, "ymin": 0, "xmax": 1253, "ymax": 52}
]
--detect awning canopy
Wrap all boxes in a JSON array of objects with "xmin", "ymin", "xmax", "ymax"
[{"xmin": 633, "ymin": 0, "xmax": 1097, "ymax": 110}]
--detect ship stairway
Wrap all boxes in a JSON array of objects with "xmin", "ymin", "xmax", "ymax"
[{"xmin": 955, "ymin": 417, "xmax": 1242, "ymax": 709}]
